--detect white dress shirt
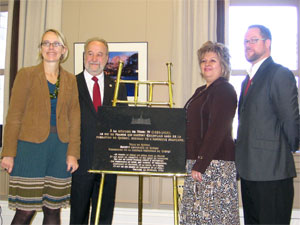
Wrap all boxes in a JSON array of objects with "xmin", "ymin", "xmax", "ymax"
[
  {"xmin": 84, "ymin": 70, "xmax": 104, "ymax": 104},
  {"xmin": 247, "ymin": 57, "xmax": 268, "ymax": 80}
]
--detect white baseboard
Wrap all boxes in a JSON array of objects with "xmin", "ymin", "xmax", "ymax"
[{"xmin": 0, "ymin": 200, "xmax": 299, "ymax": 225}]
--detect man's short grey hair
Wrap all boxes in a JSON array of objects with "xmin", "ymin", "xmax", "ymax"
[{"xmin": 84, "ymin": 38, "xmax": 109, "ymax": 55}]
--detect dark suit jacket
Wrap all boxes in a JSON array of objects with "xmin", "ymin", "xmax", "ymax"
[
  {"xmin": 74, "ymin": 72, "xmax": 127, "ymax": 175},
  {"xmin": 235, "ymin": 57, "xmax": 299, "ymax": 181}
]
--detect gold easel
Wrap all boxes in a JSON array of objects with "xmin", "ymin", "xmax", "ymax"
[
  {"xmin": 112, "ymin": 61, "xmax": 174, "ymax": 107},
  {"xmin": 89, "ymin": 61, "xmax": 186, "ymax": 225}
]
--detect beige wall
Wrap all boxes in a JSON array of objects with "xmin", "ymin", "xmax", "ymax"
[{"xmin": 62, "ymin": 0, "xmax": 173, "ymax": 103}]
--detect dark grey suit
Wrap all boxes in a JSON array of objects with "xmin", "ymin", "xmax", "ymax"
[
  {"xmin": 236, "ymin": 56, "xmax": 299, "ymax": 224},
  {"xmin": 70, "ymin": 72, "xmax": 127, "ymax": 225},
  {"xmin": 236, "ymin": 56, "xmax": 298, "ymax": 180}
]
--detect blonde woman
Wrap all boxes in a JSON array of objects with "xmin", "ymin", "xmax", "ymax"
[{"xmin": 1, "ymin": 29, "xmax": 80, "ymax": 225}]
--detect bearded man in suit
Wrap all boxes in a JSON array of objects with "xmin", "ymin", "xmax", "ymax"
[
  {"xmin": 235, "ymin": 24, "xmax": 299, "ymax": 225},
  {"xmin": 70, "ymin": 38, "xmax": 127, "ymax": 225}
]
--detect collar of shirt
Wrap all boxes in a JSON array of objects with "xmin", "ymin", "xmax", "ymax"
[
  {"xmin": 83, "ymin": 70, "xmax": 104, "ymax": 103},
  {"xmin": 247, "ymin": 57, "xmax": 268, "ymax": 80}
]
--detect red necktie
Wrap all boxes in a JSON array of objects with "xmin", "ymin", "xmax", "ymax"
[
  {"xmin": 244, "ymin": 77, "xmax": 252, "ymax": 96},
  {"xmin": 92, "ymin": 76, "xmax": 101, "ymax": 111}
]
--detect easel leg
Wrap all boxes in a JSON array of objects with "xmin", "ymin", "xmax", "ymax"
[
  {"xmin": 173, "ymin": 176, "xmax": 179, "ymax": 225},
  {"xmin": 138, "ymin": 175, "xmax": 143, "ymax": 225},
  {"xmin": 95, "ymin": 173, "xmax": 105, "ymax": 225}
]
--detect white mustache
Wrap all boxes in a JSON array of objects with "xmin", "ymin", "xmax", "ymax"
[{"xmin": 89, "ymin": 62, "xmax": 100, "ymax": 65}]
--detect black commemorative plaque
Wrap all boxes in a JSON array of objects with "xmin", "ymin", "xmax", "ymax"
[{"xmin": 91, "ymin": 106, "xmax": 186, "ymax": 173}]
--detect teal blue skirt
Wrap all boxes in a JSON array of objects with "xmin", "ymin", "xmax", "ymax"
[{"xmin": 8, "ymin": 132, "xmax": 71, "ymax": 211}]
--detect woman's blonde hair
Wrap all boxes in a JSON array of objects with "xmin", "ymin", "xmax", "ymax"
[
  {"xmin": 197, "ymin": 41, "xmax": 231, "ymax": 80},
  {"xmin": 38, "ymin": 29, "xmax": 69, "ymax": 63}
]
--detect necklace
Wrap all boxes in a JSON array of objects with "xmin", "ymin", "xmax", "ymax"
[{"xmin": 49, "ymin": 75, "xmax": 60, "ymax": 99}]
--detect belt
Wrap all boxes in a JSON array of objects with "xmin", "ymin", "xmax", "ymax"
[{"xmin": 50, "ymin": 126, "xmax": 57, "ymax": 133}]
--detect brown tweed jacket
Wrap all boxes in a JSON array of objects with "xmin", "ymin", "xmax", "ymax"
[{"xmin": 1, "ymin": 63, "xmax": 80, "ymax": 159}]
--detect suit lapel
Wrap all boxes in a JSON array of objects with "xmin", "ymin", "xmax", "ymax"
[
  {"xmin": 103, "ymin": 76, "xmax": 115, "ymax": 106},
  {"xmin": 240, "ymin": 57, "xmax": 274, "ymax": 108},
  {"xmin": 77, "ymin": 72, "xmax": 97, "ymax": 114},
  {"xmin": 247, "ymin": 57, "xmax": 272, "ymax": 95}
]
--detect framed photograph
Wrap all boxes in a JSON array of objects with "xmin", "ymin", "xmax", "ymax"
[{"xmin": 74, "ymin": 42, "xmax": 148, "ymax": 102}]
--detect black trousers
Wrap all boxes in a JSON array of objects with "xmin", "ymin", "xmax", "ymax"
[
  {"xmin": 70, "ymin": 172, "xmax": 117, "ymax": 225},
  {"xmin": 241, "ymin": 177, "xmax": 294, "ymax": 225}
]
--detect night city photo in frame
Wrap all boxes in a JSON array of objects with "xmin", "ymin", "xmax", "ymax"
[{"xmin": 74, "ymin": 42, "xmax": 148, "ymax": 102}]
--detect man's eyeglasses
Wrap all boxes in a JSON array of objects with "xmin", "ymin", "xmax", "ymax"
[
  {"xmin": 41, "ymin": 41, "xmax": 64, "ymax": 48},
  {"xmin": 244, "ymin": 38, "xmax": 266, "ymax": 45}
]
